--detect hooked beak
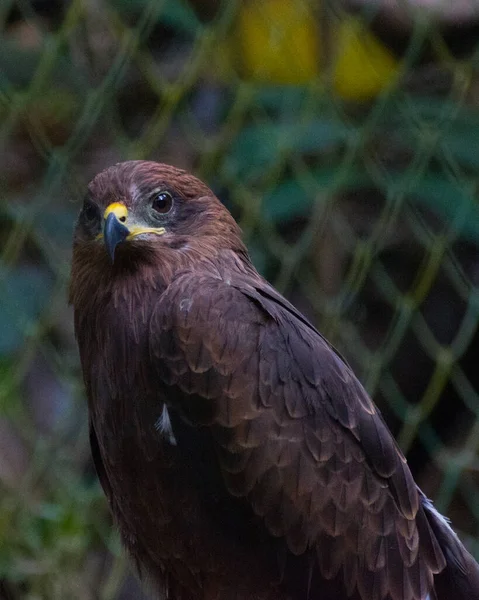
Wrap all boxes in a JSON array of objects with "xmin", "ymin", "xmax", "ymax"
[
  {"xmin": 100, "ymin": 202, "xmax": 166, "ymax": 262},
  {"xmin": 104, "ymin": 212, "xmax": 129, "ymax": 262}
]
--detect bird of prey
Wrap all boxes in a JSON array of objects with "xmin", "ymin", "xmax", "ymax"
[{"xmin": 70, "ymin": 160, "xmax": 479, "ymax": 600}]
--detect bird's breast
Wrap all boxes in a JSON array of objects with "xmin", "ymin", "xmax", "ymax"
[{"xmin": 77, "ymin": 294, "xmax": 288, "ymax": 598}]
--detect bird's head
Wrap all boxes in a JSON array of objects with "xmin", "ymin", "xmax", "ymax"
[{"xmin": 73, "ymin": 160, "xmax": 246, "ymax": 266}]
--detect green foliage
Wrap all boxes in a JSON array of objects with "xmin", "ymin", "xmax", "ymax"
[
  {"xmin": 111, "ymin": 0, "xmax": 202, "ymax": 35},
  {"xmin": 0, "ymin": 267, "xmax": 52, "ymax": 356},
  {"xmin": 0, "ymin": 445, "xmax": 114, "ymax": 598}
]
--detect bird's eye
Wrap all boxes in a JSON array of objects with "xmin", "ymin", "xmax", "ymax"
[
  {"xmin": 151, "ymin": 191, "xmax": 173, "ymax": 215},
  {"xmin": 82, "ymin": 199, "xmax": 100, "ymax": 222}
]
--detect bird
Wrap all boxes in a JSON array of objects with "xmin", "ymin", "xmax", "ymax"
[{"xmin": 70, "ymin": 160, "xmax": 479, "ymax": 600}]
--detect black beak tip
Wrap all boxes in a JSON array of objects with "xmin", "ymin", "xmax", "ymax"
[{"xmin": 104, "ymin": 213, "xmax": 129, "ymax": 262}]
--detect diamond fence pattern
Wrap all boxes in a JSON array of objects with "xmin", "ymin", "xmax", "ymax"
[{"xmin": 1, "ymin": 1, "xmax": 479, "ymax": 598}]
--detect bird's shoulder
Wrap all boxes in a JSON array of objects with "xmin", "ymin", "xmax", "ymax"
[{"xmin": 150, "ymin": 262, "xmax": 414, "ymax": 500}]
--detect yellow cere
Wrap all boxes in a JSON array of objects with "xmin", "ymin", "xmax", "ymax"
[{"xmin": 104, "ymin": 202, "xmax": 128, "ymax": 221}]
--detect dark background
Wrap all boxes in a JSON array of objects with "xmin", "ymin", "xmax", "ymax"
[{"xmin": 1, "ymin": 0, "xmax": 479, "ymax": 598}]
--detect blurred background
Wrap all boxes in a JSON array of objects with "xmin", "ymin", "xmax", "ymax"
[{"xmin": 1, "ymin": 0, "xmax": 479, "ymax": 598}]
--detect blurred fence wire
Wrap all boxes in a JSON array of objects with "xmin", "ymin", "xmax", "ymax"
[{"xmin": 1, "ymin": 0, "xmax": 479, "ymax": 598}]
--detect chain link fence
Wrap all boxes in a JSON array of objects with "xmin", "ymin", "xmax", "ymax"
[{"xmin": 1, "ymin": 0, "xmax": 479, "ymax": 598}]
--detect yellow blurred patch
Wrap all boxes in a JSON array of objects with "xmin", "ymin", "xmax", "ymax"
[
  {"xmin": 237, "ymin": 0, "xmax": 319, "ymax": 84},
  {"xmin": 231, "ymin": 0, "xmax": 399, "ymax": 101},
  {"xmin": 333, "ymin": 17, "xmax": 398, "ymax": 101}
]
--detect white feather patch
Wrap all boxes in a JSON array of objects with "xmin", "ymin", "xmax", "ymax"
[
  {"xmin": 423, "ymin": 496, "xmax": 456, "ymax": 533},
  {"xmin": 155, "ymin": 405, "xmax": 177, "ymax": 446}
]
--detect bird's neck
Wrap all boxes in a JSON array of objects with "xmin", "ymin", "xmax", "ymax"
[{"xmin": 69, "ymin": 241, "xmax": 254, "ymax": 338}]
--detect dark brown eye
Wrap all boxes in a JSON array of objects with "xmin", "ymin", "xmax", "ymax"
[
  {"xmin": 82, "ymin": 199, "xmax": 100, "ymax": 222},
  {"xmin": 151, "ymin": 191, "xmax": 173, "ymax": 214}
]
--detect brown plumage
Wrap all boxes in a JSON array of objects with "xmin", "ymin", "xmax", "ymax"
[{"xmin": 70, "ymin": 160, "xmax": 479, "ymax": 600}]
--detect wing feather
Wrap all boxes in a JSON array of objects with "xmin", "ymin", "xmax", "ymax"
[{"xmin": 149, "ymin": 271, "xmax": 446, "ymax": 600}]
